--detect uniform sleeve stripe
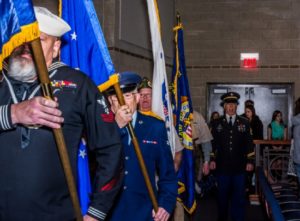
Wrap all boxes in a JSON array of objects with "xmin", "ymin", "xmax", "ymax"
[
  {"xmin": 87, "ymin": 207, "xmax": 106, "ymax": 219},
  {"xmin": 0, "ymin": 105, "xmax": 11, "ymax": 130}
]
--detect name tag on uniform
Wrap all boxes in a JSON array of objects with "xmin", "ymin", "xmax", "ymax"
[{"xmin": 143, "ymin": 140, "xmax": 158, "ymax": 144}]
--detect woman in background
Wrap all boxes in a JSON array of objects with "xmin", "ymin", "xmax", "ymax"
[
  {"xmin": 267, "ymin": 110, "xmax": 288, "ymax": 183},
  {"xmin": 267, "ymin": 110, "xmax": 288, "ymax": 141},
  {"xmin": 244, "ymin": 105, "xmax": 263, "ymax": 193},
  {"xmin": 209, "ymin": 111, "xmax": 220, "ymax": 129},
  {"xmin": 244, "ymin": 105, "xmax": 263, "ymax": 140}
]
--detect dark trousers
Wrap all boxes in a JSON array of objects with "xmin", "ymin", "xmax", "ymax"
[{"xmin": 217, "ymin": 173, "xmax": 246, "ymax": 221}]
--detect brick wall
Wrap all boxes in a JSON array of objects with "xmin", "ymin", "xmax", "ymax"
[
  {"xmin": 32, "ymin": 0, "xmax": 300, "ymax": 117},
  {"xmin": 176, "ymin": 0, "xmax": 300, "ymax": 116}
]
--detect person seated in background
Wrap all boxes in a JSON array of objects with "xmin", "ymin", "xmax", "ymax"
[
  {"xmin": 105, "ymin": 72, "xmax": 177, "ymax": 221},
  {"xmin": 267, "ymin": 110, "xmax": 288, "ymax": 142}
]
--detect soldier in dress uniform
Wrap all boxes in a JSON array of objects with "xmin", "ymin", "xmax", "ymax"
[
  {"xmin": 210, "ymin": 92, "xmax": 254, "ymax": 221},
  {"xmin": 105, "ymin": 72, "xmax": 177, "ymax": 221}
]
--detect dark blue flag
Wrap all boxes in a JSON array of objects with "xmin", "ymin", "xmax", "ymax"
[
  {"xmin": 60, "ymin": 0, "xmax": 116, "ymax": 215},
  {"xmin": 0, "ymin": 0, "xmax": 39, "ymax": 70},
  {"xmin": 171, "ymin": 22, "xmax": 196, "ymax": 214}
]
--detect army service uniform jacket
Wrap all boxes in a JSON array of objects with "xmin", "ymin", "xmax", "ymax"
[
  {"xmin": 108, "ymin": 112, "xmax": 178, "ymax": 221},
  {"xmin": 0, "ymin": 62, "xmax": 123, "ymax": 221},
  {"xmin": 211, "ymin": 115, "xmax": 254, "ymax": 175}
]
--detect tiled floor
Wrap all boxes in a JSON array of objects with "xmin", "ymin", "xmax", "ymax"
[{"xmin": 186, "ymin": 192, "xmax": 267, "ymax": 221}]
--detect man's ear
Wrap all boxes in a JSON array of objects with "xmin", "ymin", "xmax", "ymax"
[
  {"xmin": 135, "ymin": 93, "xmax": 141, "ymax": 103},
  {"xmin": 52, "ymin": 39, "xmax": 61, "ymax": 59},
  {"xmin": 107, "ymin": 96, "xmax": 113, "ymax": 105}
]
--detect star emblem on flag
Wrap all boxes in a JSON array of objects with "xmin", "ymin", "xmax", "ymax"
[
  {"xmin": 71, "ymin": 31, "xmax": 77, "ymax": 40},
  {"xmin": 79, "ymin": 149, "xmax": 87, "ymax": 159}
]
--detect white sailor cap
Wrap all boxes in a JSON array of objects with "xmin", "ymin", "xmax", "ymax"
[{"xmin": 34, "ymin": 6, "xmax": 71, "ymax": 37}]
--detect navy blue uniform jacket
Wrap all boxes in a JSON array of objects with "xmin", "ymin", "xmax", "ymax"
[
  {"xmin": 108, "ymin": 112, "xmax": 177, "ymax": 221},
  {"xmin": 0, "ymin": 62, "xmax": 123, "ymax": 221}
]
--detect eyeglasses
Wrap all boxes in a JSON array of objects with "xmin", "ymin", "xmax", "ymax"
[
  {"xmin": 110, "ymin": 93, "xmax": 136, "ymax": 101},
  {"xmin": 140, "ymin": 93, "xmax": 152, "ymax": 99}
]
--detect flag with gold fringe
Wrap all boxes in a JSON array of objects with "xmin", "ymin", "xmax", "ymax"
[
  {"xmin": 0, "ymin": 0, "xmax": 39, "ymax": 70},
  {"xmin": 60, "ymin": 0, "xmax": 117, "ymax": 215},
  {"xmin": 170, "ymin": 19, "xmax": 196, "ymax": 214}
]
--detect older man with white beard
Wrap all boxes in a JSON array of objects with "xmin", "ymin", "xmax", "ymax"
[{"xmin": 0, "ymin": 7, "xmax": 122, "ymax": 221}]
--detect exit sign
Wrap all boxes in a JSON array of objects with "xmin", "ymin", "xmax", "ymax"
[{"xmin": 240, "ymin": 53, "xmax": 259, "ymax": 69}]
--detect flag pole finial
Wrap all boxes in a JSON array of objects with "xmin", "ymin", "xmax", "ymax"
[{"xmin": 176, "ymin": 11, "xmax": 181, "ymax": 25}]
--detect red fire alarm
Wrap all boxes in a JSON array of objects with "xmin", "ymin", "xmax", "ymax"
[{"xmin": 240, "ymin": 53, "xmax": 259, "ymax": 69}]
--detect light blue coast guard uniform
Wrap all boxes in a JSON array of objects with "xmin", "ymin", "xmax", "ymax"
[{"xmin": 108, "ymin": 111, "xmax": 178, "ymax": 221}]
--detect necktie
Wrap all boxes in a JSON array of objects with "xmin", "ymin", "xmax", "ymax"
[
  {"xmin": 229, "ymin": 116, "xmax": 233, "ymax": 127},
  {"xmin": 15, "ymin": 84, "xmax": 31, "ymax": 148}
]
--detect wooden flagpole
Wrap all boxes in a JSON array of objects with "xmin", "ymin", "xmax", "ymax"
[
  {"xmin": 113, "ymin": 83, "xmax": 159, "ymax": 213},
  {"xmin": 30, "ymin": 38, "xmax": 83, "ymax": 221}
]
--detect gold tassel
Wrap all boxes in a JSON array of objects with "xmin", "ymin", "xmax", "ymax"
[
  {"xmin": 98, "ymin": 73, "xmax": 119, "ymax": 92},
  {"xmin": 0, "ymin": 22, "xmax": 40, "ymax": 70}
]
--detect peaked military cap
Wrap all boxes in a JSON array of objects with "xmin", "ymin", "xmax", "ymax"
[
  {"xmin": 221, "ymin": 91, "xmax": 240, "ymax": 105},
  {"xmin": 138, "ymin": 77, "xmax": 152, "ymax": 91},
  {"xmin": 105, "ymin": 72, "xmax": 142, "ymax": 95}
]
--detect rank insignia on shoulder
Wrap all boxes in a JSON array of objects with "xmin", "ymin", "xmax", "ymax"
[
  {"xmin": 143, "ymin": 140, "xmax": 158, "ymax": 144},
  {"xmin": 51, "ymin": 80, "xmax": 77, "ymax": 89}
]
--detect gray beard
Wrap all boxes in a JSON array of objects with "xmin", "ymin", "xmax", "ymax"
[{"xmin": 7, "ymin": 56, "xmax": 37, "ymax": 82}]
